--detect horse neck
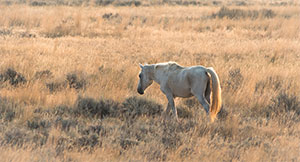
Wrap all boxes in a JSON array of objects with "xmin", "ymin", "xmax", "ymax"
[{"xmin": 152, "ymin": 65, "xmax": 167, "ymax": 85}]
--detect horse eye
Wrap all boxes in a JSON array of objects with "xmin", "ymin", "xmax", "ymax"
[{"xmin": 139, "ymin": 74, "xmax": 142, "ymax": 78}]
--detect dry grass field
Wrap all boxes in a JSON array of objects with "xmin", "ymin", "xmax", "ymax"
[{"xmin": 0, "ymin": 0, "xmax": 300, "ymax": 161}]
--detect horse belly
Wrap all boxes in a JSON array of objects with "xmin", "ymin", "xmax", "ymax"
[
  {"xmin": 169, "ymin": 71, "xmax": 193, "ymax": 98},
  {"xmin": 174, "ymin": 91, "xmax": 193, "ymax": 98},
  {"xmin": 171, "ymin": 83, "xmax": 193, "ymax": 98}
]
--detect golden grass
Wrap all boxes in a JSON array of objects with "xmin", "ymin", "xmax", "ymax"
[{"xmin": 0, "ymin": 1, "xmax": 300, "ymax": 161}]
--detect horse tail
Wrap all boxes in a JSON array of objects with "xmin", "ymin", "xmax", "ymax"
[{"xmin": 206, "ymin": 67, "xmax": 222, "ymax": 122}]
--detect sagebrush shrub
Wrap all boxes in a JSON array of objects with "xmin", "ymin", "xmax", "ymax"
[
  {"xmin": 225, "ymin": 68, "xmax": 243, "ymax": 91},
  {"xmin": 0, "ymin": 68, "xmax": 26, "ymax": 86},
  {"xmin": 122, "ymin": 96, "xmax": 163, "ymax": 118},
  {"xmin": 212, "ymin": 7, "xmax": 276, "ymax": 19},
  {"xmin": 268, "ymin": 92, "xmax": 300, "ymax": 116},
  {"xmin": 66, "ymin": 73, "xmax": 86, "ymax": 90},
  {"xmin": 0, "ymin": 97, "xmax": 17, "ymax": 122},
  {"xmin": 74, "ymin": 97, "xmax": 120, "ymax": 118}
]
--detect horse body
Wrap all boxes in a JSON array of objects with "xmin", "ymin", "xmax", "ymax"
[
  {"xmin": 137, "ymin": 62, "xmax": 222, "ymax": 122},
  {"xmin": 166, "ymin": 66, "xmax": 208, "ymax": 98}
]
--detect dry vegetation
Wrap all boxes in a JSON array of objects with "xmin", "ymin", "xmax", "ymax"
[{"xmin": 0, "ymin": 0, "xmax": 300, "ymax": 161}]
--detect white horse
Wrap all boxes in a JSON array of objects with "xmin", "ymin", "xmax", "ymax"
[{"xmin": 137, "ymin": 62, "xmax": 222, "ymax": 122}]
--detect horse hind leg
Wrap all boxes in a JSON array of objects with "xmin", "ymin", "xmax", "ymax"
[
  {"xmin": 195, "ymin": 94, "xmax": 210, "ymax": 115},
  {"xmin": 191, "ymin": 87, "xmax": 210, "ymax": 115},
  {"xmin": 166, "ymin": 103, "xmax": 171, "ymax": 114},
  {"xmin": 163, "ymin": 103, "xmax": 172, "ymax": 121}
]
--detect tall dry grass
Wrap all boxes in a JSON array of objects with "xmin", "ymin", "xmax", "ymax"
[{"xmin": 0, "ymin": 1, "xmax": 300, "ymax": 161}]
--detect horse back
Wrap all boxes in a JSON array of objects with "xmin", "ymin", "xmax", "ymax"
[{"xmin": 185, "ymin": 66, "xmax": 209, "ymax": 88}]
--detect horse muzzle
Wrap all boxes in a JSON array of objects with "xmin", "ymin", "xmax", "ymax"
[{"xmin": 137, "ymin": 88, "xmax": 144, "ymax": 95}]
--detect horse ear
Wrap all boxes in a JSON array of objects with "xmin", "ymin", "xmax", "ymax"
[{"xmin": 139, "ymin": 63, "xmax": 144, "ymax": 69}]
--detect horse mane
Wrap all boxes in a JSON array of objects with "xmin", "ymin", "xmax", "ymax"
[{"xmin": 155, "ymin": 61, "xmax": 183, "ymax": 72}]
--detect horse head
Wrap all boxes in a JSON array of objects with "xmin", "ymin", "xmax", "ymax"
[{"xmin": 137, "ymin": 64, "xmax": 153, "ymax": 95}]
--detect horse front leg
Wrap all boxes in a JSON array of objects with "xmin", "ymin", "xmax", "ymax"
[
  {"xmin": 162, "ymin": 102, "xmax": 172, "ymax": 121},
  {"xmin": 166, "ymin": 95, "xmax": 178, "ymax": 121},
  {"xmin": 161, "ymin": 86, "xmax": 179, "ymax": 121},
  {"xmin": 163, "ymin": 97, "xmax": 177, "ymax": 121},
  {"xmin": 166, "ymin": 103, "xmax": 171, "ymax": 115}
]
